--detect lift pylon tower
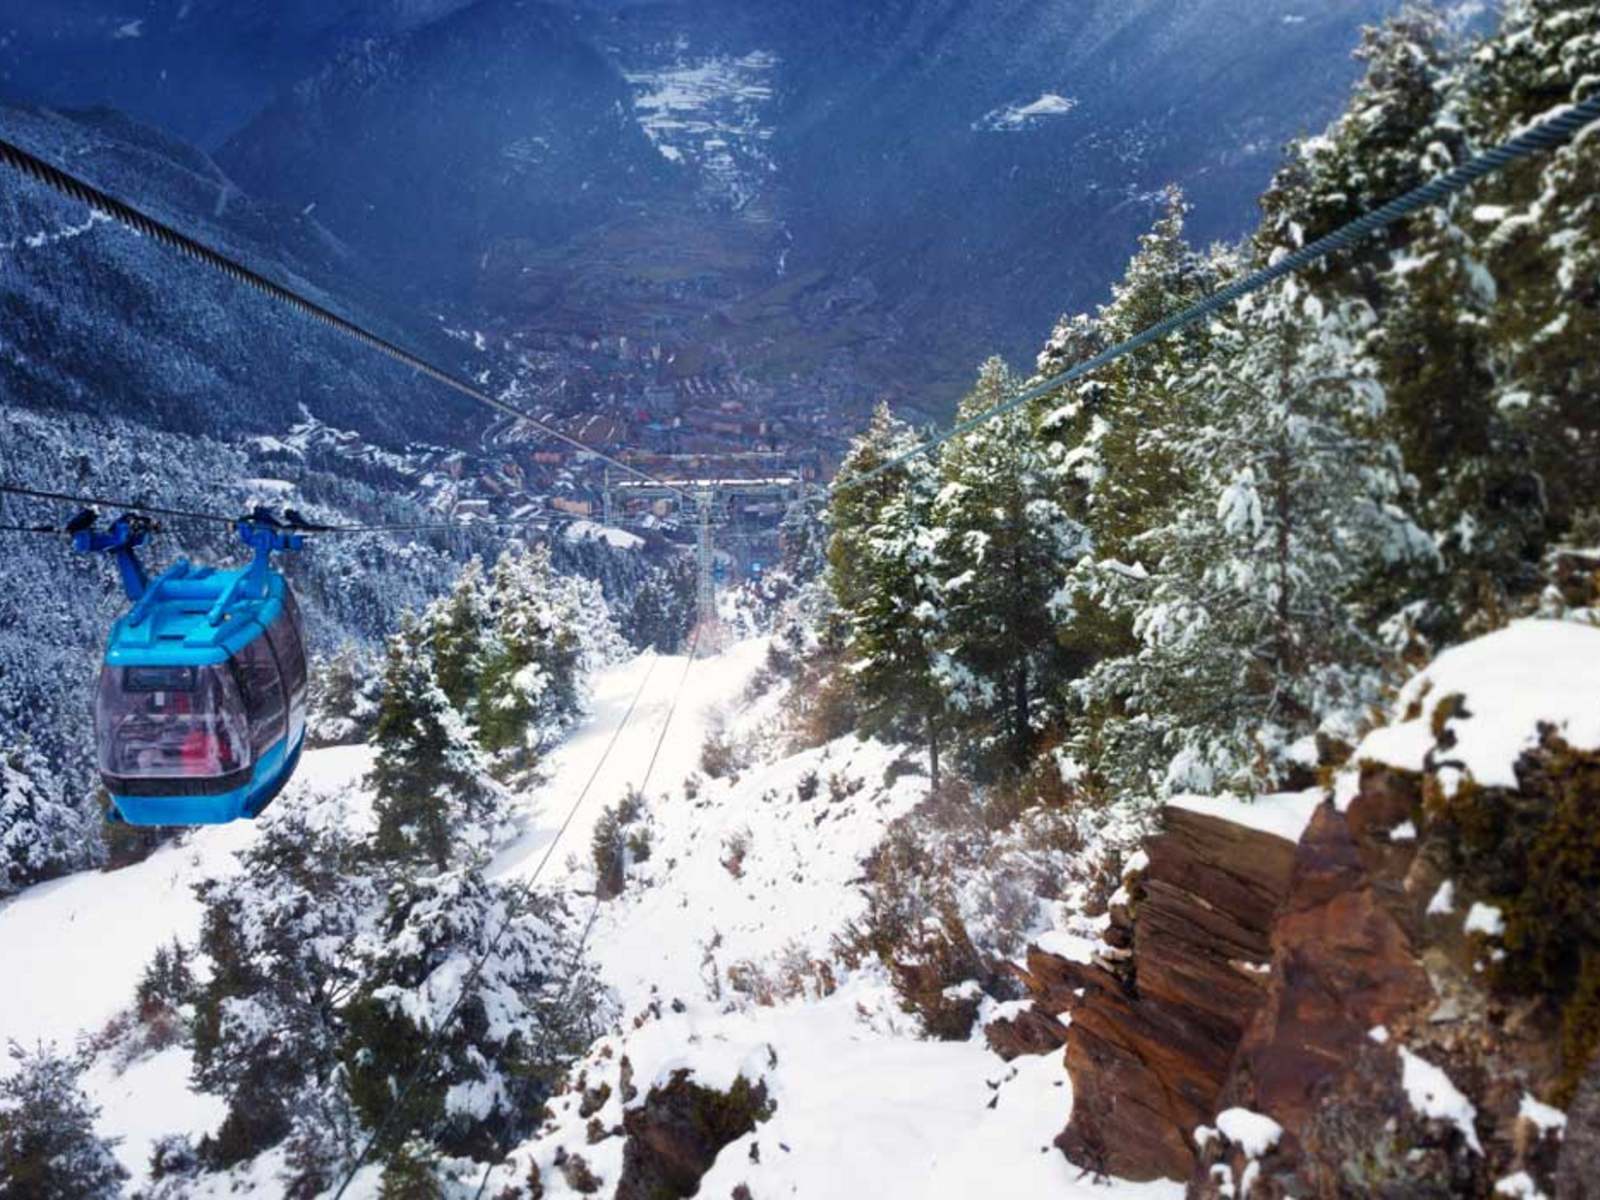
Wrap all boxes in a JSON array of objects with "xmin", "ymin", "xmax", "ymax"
[
  {"xmin": 606, "ymin": 473, "xmax": 805, "ymax": 656},
  {"xmin": 695, "ymin": 489, "xmax": 719, "ymax": 652}
]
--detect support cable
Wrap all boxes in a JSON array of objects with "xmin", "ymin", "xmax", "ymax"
[
  {"xmin": 0, "ymin": 481, "xmax": 569, "ymax": 539},
  {"xmin": 834, "ymin": 92, "xmax": 1600, "ymax": 494},
  {"xmin": 331, "ymin": 637, "xmax": 700, "ymax": 1198},
  {"xmin": 0, "ymin": 136, "xmax": 691, "ymax": 502},
  {"xmin": 470, "ymin": 626, "xmax": 703, "ymax": 1199}
]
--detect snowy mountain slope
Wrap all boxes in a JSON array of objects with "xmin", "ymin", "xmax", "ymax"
[{"xmin": 0, "ymin": 637, "xmax": 1164, "ymax": 1197}]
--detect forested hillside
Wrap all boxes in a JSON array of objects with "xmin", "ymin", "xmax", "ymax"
[{"xmin": 824, "ymin": 0, "xmax": 1599, "ymax": 812}]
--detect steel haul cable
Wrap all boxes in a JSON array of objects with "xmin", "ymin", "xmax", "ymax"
[
  {"xmin": 331, "ymin": 633, "xmax": 701, "ymax": 1198},
  {"xmin": 0, "ymin": 136, "xmax": 692, "ymax": 503},
  {"xmin": 835, "ymin": 91, "xmax": 1600, "ymax": 494},
  {"xmin": 468, "ymin": 624, "xmax": 704, "ymax": 1198},
  {"xmin": 0, "ymin": 480, "xmax": 573, "ymax": 539}
]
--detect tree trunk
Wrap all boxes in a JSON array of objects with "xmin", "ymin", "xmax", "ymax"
[{"xmin": 928, "ymin": 712, "xmax": 942, "ymax": 792}]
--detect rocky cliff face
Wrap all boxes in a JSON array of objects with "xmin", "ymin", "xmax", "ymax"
[
  {"xmin": 993, "ymin": 801, "xmax": 1305, "ymax": 1181},
  {"xmin": 1031, "ymin": 620, "xmax": 1600, "ymax": 1199}
]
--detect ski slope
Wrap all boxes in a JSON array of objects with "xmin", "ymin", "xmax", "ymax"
[{"xmin": 0, "ymin": 640, "xmax": 1179, "ymax": 1198}]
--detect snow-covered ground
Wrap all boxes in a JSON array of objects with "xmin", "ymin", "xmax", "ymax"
[
  {"xmin": 0, "ymin": 640, "xmax": 1179, "ymax": 1198},
  {"xmin": 622, "ymin": 49, "xmax": 779, "ymax": 212}
]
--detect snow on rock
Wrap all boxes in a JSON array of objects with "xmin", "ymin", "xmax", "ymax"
[
  {"xmin": 1427, "ymin": 879, "xmax": 1457, "ymax": 916},
  {"xmin": 1519, "ymin": 1092, "xmax": 1567, "ymax": 1135},
  {"xmin": 1495, "ymin": 1171, "xmax": 1549, "ymax": 1199},
  {"xmin": 976, "ymin": 93, "xmax": 1080, "ymax": 131},
  {"xmin": 1214, "ymin": 1106, "xmax": 1284, "ymax": 1157},
  {"xmin": 1166, "ymin": 788, "xmax": 1324, "ymax": 844},
  {"xmin": 1464, "ymin": 901, "xmax": 1506, "ymax": 938},
  {"xmin": 1354, "ymin": 620, "xmax": 1600, "ymax": 786},
  {"xmin": 1400, "ymin": 1047, "xmax": 1483, "ymax": 1153},
  {"xmin": 522, "ymin": 975, "xmax": 1181, "ymax": 1200}
]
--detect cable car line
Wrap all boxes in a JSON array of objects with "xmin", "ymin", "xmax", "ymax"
[
  {"xmin": 0, "ymin": 481, "xmax": 237, "ymax": 528},
  {"xmin": 833, "ymin": 90, "xmax": 1600, "ymax": 495},
  {"xmin": 331, "ymin": 638, "xmax": 698, "ymax": 1198},
  {"xmin": 0, "ymin": 135, "xmax": 693, "ymax": 503},
  {"xmin": 468, "ymin": 624, "xmax": 706, "ymax": 1199},
  {"xmin": 0, "ymin": 480, "xmax": 582, "ymax": 539}
]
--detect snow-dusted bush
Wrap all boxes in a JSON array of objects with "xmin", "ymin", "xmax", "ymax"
[
  {"xmin": 0, "ymin": 1043, "xmax": 127, "ymax": 1199},
  {"xmin": 0, "ymin": 742, "xmax": 94, "ymax": 896}
]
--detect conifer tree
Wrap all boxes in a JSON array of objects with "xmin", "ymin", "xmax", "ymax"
[
  {"xmin": 826, "ymin": 403, "xmax": 924, "ymax": 621},
  {"xmin": 840, "ymin": 441, "xmax": 948, "ymax": 784},
  {"xmin": 0, "ymin": 742, "xmax": 90, "ymax": 897},
  {"xmin": 933, "ymin": 358, "xmax": 1088, "ymax": 773},
  {"xmin": 0, "ymin": 1044, "xmax": 126, "ymax": 1200},
  {"xmin": 477, "ymin": 546, "xmax": 584, "ymax": 775},
  {"xmin": 340, "ymin": 872, "xmax": 596, "ymax": 1160},
  {"xmin": 307, "ymin": 641, "xmax": 380, "ymax": 748},
  {"xmin": 1071, "ymin": 283, "xmax": 1433, "ymax": 798},
  {"xmin": 368, "ymin": 615, "xmax": 497, "ymax": 872},
  {"xmin": 1037, "ymin": 189, "xmax": 1228, "ymax": 669},
  {"xmin": 426, "ymin": 556, "xmax": 490, "ymax": 714},
  {"xmin": 191, "ymin": 813, "xmax": 375, "ymax": 1167}
]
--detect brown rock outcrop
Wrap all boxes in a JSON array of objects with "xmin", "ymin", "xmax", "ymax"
[
  {"xmin": 1192, "ymin": 749, "xmax": 1586, "ymax": 1199},
  {"xmin": 1052, "ymin": 804, "xmax": 1303, "ymax": 1182},
  {"xmin": 615, "ymin": 1068, "xmax": 773, "ymax": 1200}
]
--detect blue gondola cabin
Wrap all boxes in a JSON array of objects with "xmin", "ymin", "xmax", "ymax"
[{"xmin": 79, "ymin": 514, "xmax": 309, "ymax": 824}]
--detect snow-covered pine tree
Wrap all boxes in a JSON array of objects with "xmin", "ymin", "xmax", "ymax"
[
  {"xmin": 841, "ymin": 441, "xmax": 947, "ymax": 785},
  {"xmin": 0, "ymin": 1044, "xmax": 127, "ymax": 1200},
  {"xmin": 779, "ymin": 494, "xmax": 828, "ymax": 582},
  {"xmin": 0, "ymin": 741, "xmax": 93, "ymax": 897},
  {"xmin": 1037, "ymin": 188, "xmax": 1228, "ymax": 672},
  {"xmin": 307, "ymin": 641, "xmax": 382, "ymax": 748},
  {"xmin": 1074, "ymin": 282, "xmax": 1433, "ymax": 799},
  {"xmin": 827, "ymin": 403, "xmax": 924, "ymax": 620},
  {"xmin": 191, "ymin": 811, "xmax": 379, "ymax": 1168},
  {"xmin": 625, "ymin": 556, "xmax": 697, "ymax": 653},
  {"xmin": 476, "ymin": 546, "xmax": 585, "ymax": 777},
  {"xmin": 368, "ymin": 615, "xmax": 501, "ymax": 872},
  {"xmin": 1256, "ymin": 8, "xmax": 1463, "ymax": 269},
  {"xmin": 339, "ymin": 871, "xmax": 601, "ymax": 1161},
  {"xmin": 1457, "ymin": 0, "xmax": 1600, "ymax": 591},
  {"xmin": 932, "ymin": 358, "xmax": 1088, "ymax": 774},
  {"xmin": 426, "ymin": 556, "xmax": 490, "ymax": 714}
]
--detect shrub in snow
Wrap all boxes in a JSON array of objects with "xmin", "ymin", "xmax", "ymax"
[
  {"xmin": 377, "ymin": 1137, "xmax": 444, "ymax": 1199},
  {"xmin": 0, "ymin": 742, "xmax": 94, "ymax": 897},
  {"xmin": 340, "ymin": 870, "xmax": 604, "ymax": 1161},
  {"xmin": 0, "ymin": 1043, "xmax": 127, "ymax": 1199},
  {"xmin": 1426, "ymin": 730, "xmax": 1600, "ymax": 1106},
  {"xmin": 699, "ymin": 725, "xmax": 744, "ymax": 780},
  {"xmin": 591, "ymin": 792, "xmax": 648, "ymax": 900}
]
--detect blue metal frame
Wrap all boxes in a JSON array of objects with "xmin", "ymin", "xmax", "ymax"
[{"xmin": 78, "ymin": 514, "xmax": 307, "ymax": 825}]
